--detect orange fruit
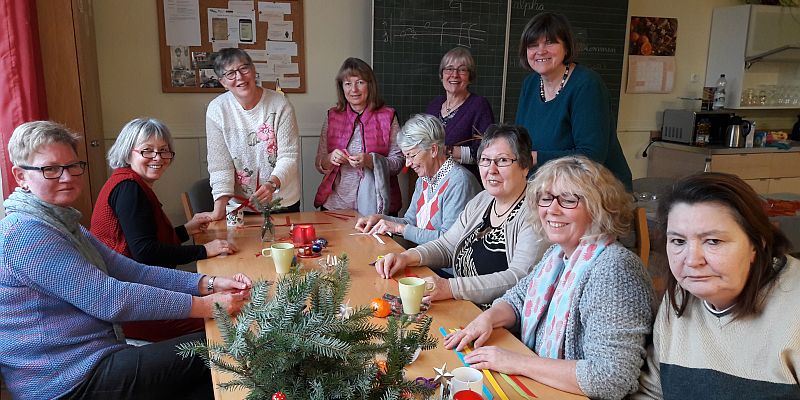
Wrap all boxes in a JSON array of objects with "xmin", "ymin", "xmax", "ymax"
[{"xmin": 370, "ymin": 297, "xmax": 391, "ymax": 318}]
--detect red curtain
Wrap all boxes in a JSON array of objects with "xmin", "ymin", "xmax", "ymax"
[{"xmin": 0, "ymin": 0, "xmax": 48, "ymax": 198}]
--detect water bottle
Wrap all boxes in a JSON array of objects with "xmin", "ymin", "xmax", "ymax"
[{"xmin": 712, "ymin": 74, "xmax": 726, "ymax": 110}]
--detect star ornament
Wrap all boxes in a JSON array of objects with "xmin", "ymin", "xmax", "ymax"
[
  {"xmin": 433, "ymin": 363, "xmax": 453, "ymax": 386},
  {"xmin": 338, "ymin": 299, "xmax": 354, "ymax": 320}
]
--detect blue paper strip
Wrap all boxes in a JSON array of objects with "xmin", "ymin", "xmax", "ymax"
[{"xmin": 439, "ymin": 327, "xmax": 494, "ymax": 400}]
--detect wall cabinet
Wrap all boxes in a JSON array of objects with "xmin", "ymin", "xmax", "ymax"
[
  {"xmin": 705, "ymin": 5, "xmax": 800, "ymax": 110},
  {"xmin": 647, "ymin": 143, "xmax": 800, "ymax": 195}
]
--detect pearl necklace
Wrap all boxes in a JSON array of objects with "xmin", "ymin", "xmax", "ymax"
[{"xmin": 539, "ymin": 63, "xmax": 570, "ymax": 102}]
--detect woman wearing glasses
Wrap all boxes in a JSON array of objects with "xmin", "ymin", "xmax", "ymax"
[
  {"xmin": 91, "ymin": 118, "xmax": 233, "ymax": 341},
  {"xmin": 375, "ymin": 125, "xmax": 547, "ymax": 305},
  {"xmin": 445, "ymin": 156, "xmax": 653, "ymax": 400},
  {"xmin": 516, "ymin": 13, "xmax": 632, "ymax": 189},
  {"xmin": 1, "ymin": 121, "xmax": 251, "ymax": 399},
  {"xmin": 354, "ymin": 114, "xmax": 480, "ymax": 244},
  {"xmin": 205, "ymin": 48, "xmax": 300, "ymax": 219},
  {"xmin": 314, "ymin": 57, "xmax": 404, "ymax": 215},
  {"xmin": 426, "ymin": 47, "xmax": 494, "ymax": 181}
]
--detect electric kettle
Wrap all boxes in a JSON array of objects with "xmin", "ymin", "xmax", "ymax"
[{"xmin": 725, "ymin": 117, "xmax": 753, "ymax": 148}]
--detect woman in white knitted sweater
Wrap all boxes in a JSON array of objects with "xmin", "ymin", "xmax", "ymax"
[{"xmin": 204, "ymin": 48, "xmax": 300, "ymax": 219}]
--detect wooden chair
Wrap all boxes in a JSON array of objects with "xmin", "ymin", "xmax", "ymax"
[
  {"xmin": 634, "ymin": 207, "xmax": 650, "ymax": 268},
  {"xmin": 181, "ymin": 178, "xmax": 214, "ymax": 222}
]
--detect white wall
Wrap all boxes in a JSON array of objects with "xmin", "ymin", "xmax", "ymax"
[
  {"xmin": 94, "ymin": 0, "xmax": 372, "ymax": 223},
  {"xmin": 94, "ymin": 0, "xmax": 794, "ymax": 223}
]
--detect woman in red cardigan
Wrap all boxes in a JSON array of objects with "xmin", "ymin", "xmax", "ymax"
[{"xmin": 90, "ymin": 118, "xmax": 235, "ymax": 341}]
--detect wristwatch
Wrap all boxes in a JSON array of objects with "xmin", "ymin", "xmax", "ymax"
[{"xmin": 206, "ymin": 276, "xmax": 216, "ymax": 294}]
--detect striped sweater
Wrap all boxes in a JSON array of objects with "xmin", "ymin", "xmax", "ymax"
[{"xmin": 634, "ymin": 256, "xmax": 800, "ymax": 399}]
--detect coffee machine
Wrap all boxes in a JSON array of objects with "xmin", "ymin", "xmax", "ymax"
[{"xmin": 661, "ymin": 109, "xmax": 735, "ymax": 146}]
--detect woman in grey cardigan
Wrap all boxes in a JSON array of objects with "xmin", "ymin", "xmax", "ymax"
[
  {"xmin": 375, "ymin": 125, "xmax": 547, "ymax": 305},
  {"xmin": 446, "ymin": 156, "xmax": 654, "ymax": 400}
]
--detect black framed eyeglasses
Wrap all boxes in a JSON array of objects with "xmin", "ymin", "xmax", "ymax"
[
  {"xmin": 478, "ymin": 157, "xmax": 517, "ymax": 168},
  {"xmin": 443, "ymin": 66, "xmax": 469, "ymax": 75},
  {"xmin": 19, "ymin": 161, "xmax": 87, "ymax": 179},
  {"xmin": 222, "ymin": 64, "xmax": 253, "ymax": 80},
  {"xmin": 537, "ymin": 193, "xmax": 582, "ymax": 209},
  {"xmin": 134, "ymin": 149, "xmax": 175, "ymax": 159}
]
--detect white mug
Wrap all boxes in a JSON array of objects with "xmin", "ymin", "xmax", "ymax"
[
  {"xmin": 450, "ymin": 366, "xmax": 483, "ymax": 395},
  {"xmin": 226, "ymin": 204, "xmax": 244, "ymax": 228}
]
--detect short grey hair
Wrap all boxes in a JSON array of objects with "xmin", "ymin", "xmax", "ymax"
[
  {"xmin": 107, "ymin": 118, "xmax": 174, "ymax": 168},
  {"xmin": 397, "ymin": 114, "xmax": 445, "ymax": 152},
  {"xmin": 8, "ymin": 121, "xmax": 80, "ymax": 166},
  {"xmin": 477, "ymin": 124, "xmax": 534, "ymax": 170},
  {"xmin": 213, "ymin": 48, "xmax": 253, "ymax": 79},
  {"xmin": 439, "ymin": 47, "xmax": 477, "ymax": 83}
]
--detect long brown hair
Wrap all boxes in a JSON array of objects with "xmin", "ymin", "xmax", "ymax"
[
  {"xmin": 334, "ymin": 58, "xmax": 385, "ymax": 112},
  {"xmin": 657, "ymin": 172, "xmax": 792, "ymax": 318}
]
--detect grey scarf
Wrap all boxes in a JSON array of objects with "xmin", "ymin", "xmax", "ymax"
[{"xmin": 3, "ymin": 188, "xmax": 125, "ymax": 341}]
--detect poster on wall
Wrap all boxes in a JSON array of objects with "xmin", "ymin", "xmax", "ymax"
[{"xmin": 626, "ymin": 16, "xmax": 677, "ymax": 94}]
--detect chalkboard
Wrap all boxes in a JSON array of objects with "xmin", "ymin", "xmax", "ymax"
[{"xmin": 373, "ymin": 0, "xmax": 629, "ymax": 124}]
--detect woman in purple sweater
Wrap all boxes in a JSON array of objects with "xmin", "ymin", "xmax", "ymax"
[{"xmin": 426, "ymin": 47, "xmax": 495, "ymax": 181}]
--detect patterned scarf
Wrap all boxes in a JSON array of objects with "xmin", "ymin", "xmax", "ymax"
[
  {"xmin": 3, "ymin": 188, "xmax": 125, "ymax": 341},
  {"xmin": 520, "ymin": 238, "xmax": 611, "ymax": 358}
]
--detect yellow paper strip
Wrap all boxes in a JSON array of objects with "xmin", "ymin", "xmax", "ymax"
[{"xmin": 448, "ymin": 329, "xmax": 511, "ymax": 400}]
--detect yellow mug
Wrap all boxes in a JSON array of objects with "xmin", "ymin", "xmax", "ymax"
[
  {"xmin": 397, "ymin": 277, "xmax": 435, "ymax": 314},
  {"xmin": 262, "ymin": 243, "xmax": 295, "ymax": 274}
]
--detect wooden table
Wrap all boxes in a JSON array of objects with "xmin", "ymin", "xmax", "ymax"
[{"xmin": 196, "ymin": 211, "xmax": 584, "ymax": 400}]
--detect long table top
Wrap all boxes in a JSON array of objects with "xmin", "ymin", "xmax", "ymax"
[{"xmin": 195, "ymin": 211, "xmax": 585, "ymax": 400}]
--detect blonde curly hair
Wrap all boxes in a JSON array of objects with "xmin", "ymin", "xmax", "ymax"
[{"xmin": 527, "ymin": 155, "xmax": 633, "ymax": 241}]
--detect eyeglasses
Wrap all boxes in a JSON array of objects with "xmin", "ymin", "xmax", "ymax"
[
  {"xmin": 19, "ymin": 161, "xmax": 87, "ymax": 179},
  {"xmin": 478, "ymin": 157, "xmax": 517, "ymax": 167},
  {"xmin": 222, "ymin": 64, "xmax": 253, "ymax": 80},
  {"xmin": 443, "ymin": 66, "xmax": 469, "ymax": 75},
  {"xmin": 134, "ymin": 149, "xmax": 175, "ymax": 159},
  {"xmin": 537, "ymin": 193, "xmax": 582, "ymax": 209}
]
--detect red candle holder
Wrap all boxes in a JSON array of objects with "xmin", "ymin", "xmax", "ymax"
[{"xmin": 291, "ymin": 224, "xmax": 316, "ymax": 246}]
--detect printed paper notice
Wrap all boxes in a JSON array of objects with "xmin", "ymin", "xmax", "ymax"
[
  {"xmin": 246, "ymin": 50, "xmax": 269, "ymax": 62},
  {"xmin": 274, "ymin": 63, "xmax": 299, "ymax": 75},
  {"xmin": 266, "ymin": 41, "xmax": 297, "ymax": 56},
  {"xmin": 268, "ymin": 21, "xmax": 293, "ymax": 41},
  {"xmin": 279, "ymin": 76, "xmax": 301, "ymax": 89},
  {"xmin": 164, "ymin": 0, "xmax": 201, "ymax": 46},
  {"xmin": 626, "ymin": 56, "xmax": 675, "ymax": 94}
]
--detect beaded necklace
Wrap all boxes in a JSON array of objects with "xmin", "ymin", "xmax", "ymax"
[{"xmin": 539, "ymin": 63, "xmax": 570, "ymax": 102}]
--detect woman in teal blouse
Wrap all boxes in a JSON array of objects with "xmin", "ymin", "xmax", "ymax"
[{"xmin": 515, "ymin": 12, "xmax": 632, "ymax": 190}]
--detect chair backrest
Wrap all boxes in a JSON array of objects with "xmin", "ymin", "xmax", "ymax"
[
  {"xmin": 182, "ymin": 178, "xmax": 213, "ymax": 220},
  {"xmin": 634, "ymin": 207, "xmax": 650, "ymax": 268}
]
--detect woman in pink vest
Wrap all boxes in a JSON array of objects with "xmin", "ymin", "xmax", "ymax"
[{"xmin": 314, "ymin": 58, "xmax": 404, "ymax": 215}]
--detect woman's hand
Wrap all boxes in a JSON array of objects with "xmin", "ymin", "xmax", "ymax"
[
  {"xmin": 367, "ymin": 219, "xmax": 405, "ymax": 236},
  {"xmin": 328, "ymin": 149, "xmax": 349, "ymax": 168},
  {"xmin": 251, "ymin": 183, "xmax": 274, "ymax": 205},
  {"xmin": 347, "ymin": 153, "xmax": 373, "ymax": 169},
  {"xmin": 185, "ymin": 213, "xmax": 212, "ymax": 235},
  {"xmin": 212, "ymin": 273, "xmax": 253, "ymax": 292},
  {"xmin": 355, "ymin": 214, "xmax": 383, "ymax": 233},
  {"xmin": 204, "ymin": 239, "xmax": 238, "ymax": 257},
  {"xmin": 422, "ymin": 275, "xmax": 452, "ymax": 302},
  {"xmin": 444, "ymin": 311, "xmax": 496, "ymax": 351},
  {"xmin": 464, "ymin": 346, "xmax": 533, "ymax": 376},
  {"xmin": 375, "ymin": 252, "xmax": 411, "ymax": 278},
  {"xmin": 201, "ymin": 290, "xmax": 250, "ymax": 317}
]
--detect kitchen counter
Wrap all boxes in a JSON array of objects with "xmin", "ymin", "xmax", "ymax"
[{"xmin": 652, "ymin": 141, "xmax": 800, "ymax": 154}]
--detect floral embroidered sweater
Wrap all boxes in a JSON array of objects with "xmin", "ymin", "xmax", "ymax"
[{"xmin": 206, "ymin": 89, "xmax": 301, "ymax": 206}]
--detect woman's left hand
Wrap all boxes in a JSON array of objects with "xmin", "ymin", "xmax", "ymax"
[
  {"xmin": 368, "ymin": 219, "xmax": 405, "ymax": 236},
  {"xmin": 211, "ymin": 273, "xmax": 253, "ymax": 293},
  {"xmin": 185, "ymin": 213, "xmax": 212, "ymax": 235},
  {"xmin": 463, "ymin": 345, "xmax": 533, "ymax": 376},
  {"xmin": 347, "ymin": 153, "xmax": 373, "ymax": 169},
  {"xmin": 251, "ymin": 183, "xmax": 274, "ymax": 205},
  {"xmin": 422, "ymin": 275, "xmax": 452, "ymax": 302}
]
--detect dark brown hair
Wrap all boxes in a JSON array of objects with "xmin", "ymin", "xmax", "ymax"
[
  {"xmin": 657, "ymin": 172, "xmax": 792, "ymax": 319},
  {"xmin": 477, "ymin": 124, "xmax": 534, "ymax": 170},
  {"xmin": 517, "ymin": 12, "xmax": 578, "ymax": 71},
  {"xmin": 334, "ymin": 57, "xmax": 385, "ymax": 112}
]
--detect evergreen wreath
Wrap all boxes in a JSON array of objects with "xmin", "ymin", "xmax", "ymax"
[{"xmin": 178, "ymin": 254, "xmax": 438, "ymax": 399}]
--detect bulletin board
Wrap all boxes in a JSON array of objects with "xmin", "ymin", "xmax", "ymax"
[{"xmin": 156, "ymin": 0, "xmax": 306, "ymax": 93}]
